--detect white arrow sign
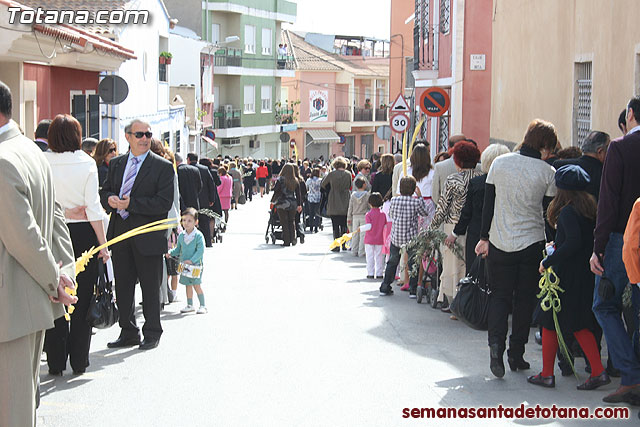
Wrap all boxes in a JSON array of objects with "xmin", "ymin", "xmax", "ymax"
[{"xmin": 390, "ymin": 94, "xmax": 410, "ymax": 113}]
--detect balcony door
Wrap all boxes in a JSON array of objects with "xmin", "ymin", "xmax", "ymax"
[{"xmin": 361, "ymin": 134, "xmax": 373, "ymax": 159}]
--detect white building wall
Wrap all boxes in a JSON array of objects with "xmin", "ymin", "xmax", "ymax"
[{"xmin": 113, "ymin": 0, "xmax": 185, "ymax": 154}]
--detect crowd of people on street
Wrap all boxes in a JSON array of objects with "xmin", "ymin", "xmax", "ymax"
[
  {"xmin": 283, "ymin": 98, "xmax": 640, "ymax": 407},
  {"xmin": 4, "ymin": 73, "xmax": 640, "ymax": 426}
]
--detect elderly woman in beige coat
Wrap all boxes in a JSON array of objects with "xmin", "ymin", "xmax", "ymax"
[{"xmin": 321, "ymin": 157, "xmax": 353, "ymax": 252}]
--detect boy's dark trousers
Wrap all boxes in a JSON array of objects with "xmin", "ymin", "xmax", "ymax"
[{"xmin": 380, "ymin": 243, "xmax": 418, "ymax": 293}]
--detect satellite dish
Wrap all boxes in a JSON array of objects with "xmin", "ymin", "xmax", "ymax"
[
  {"xmin": 98, "ymin": 75, "xmax": 129, "ymax": 105},
  {"xmin": 280, "ymin": 132, "xmax": 290, "ymax": 142}
]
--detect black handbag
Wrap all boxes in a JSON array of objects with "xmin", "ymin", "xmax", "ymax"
[
  {"xmin": 450, "ymin": 255, "xmax": 490, "ymax": 331},
  {"xmin": 319, "ymin": 183, "xmax": 330, "ymax": 218},
  {"xmin": 86, "ymin": 261, "xmax": 119, "ymax": 329}
]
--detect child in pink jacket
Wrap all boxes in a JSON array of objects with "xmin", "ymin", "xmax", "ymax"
[{"xmin": 364, "ymin": 192, "xmax": 387, "ymax": 279}]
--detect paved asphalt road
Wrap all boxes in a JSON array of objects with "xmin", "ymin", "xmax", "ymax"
[{"xmin": 38, "ymin": 196, "xmax": 637, "ymax": 426}]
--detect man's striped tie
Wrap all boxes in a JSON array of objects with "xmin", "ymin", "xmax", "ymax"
[{"xmin": 118, "ymin": 157, "xmax": 140, "ymax": 219}]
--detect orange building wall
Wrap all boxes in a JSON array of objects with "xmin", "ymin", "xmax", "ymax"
[
  {"xmin": 460, "ymin": 0, "xmax": 492, "ymax": 149},
  {"xmin": 389, "ymin": 0, "xmax": 414, "ymax": 97}
]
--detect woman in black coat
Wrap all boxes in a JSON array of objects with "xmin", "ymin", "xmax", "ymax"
[
  {"xmin": 528, "ymin": 165, "xmax": 609, "ymax": 390},
  {"xmin": 371, "ymin": 153, "xmax": 394, "ymax": 199},
  {"xmin": 449, "ymin": 144, "xmax": 510, "ymax": 273},
  {"xmin": 270, "ymin": 163, "xmax": 302, "ymax": 246}
]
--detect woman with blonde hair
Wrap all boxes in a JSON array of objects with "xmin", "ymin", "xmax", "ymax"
[
  {"xmin": 322, "ymin": 157, "xmax": 353, "ymax": 251},
  {"xmin": 354, "ymin": 159, "xmax": 372, "ymax": 191}
]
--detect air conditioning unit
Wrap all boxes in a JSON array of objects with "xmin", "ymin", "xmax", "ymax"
[
  {"xmin": 249, "ymin": 139, "xmax": 261, "ymax": 149},
  {"xmin": 221, "ymin": 138, "xmax": 241, "ymax": 146},
  {"xmin": 224, "ymin": 104, "xmax": 233, "ymax": 114}
]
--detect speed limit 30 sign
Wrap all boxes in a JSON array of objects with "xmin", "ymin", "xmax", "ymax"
[{"xmin": 390, "ymin": 113, "xmax": 409, "ymax": 133}]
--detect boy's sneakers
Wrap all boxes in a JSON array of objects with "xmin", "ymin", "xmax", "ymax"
[
  {"xmin": 197, "ymin": 306, "xmax": 208, "ymax": 314},
  {"xmin": 180, "ymin": 305, "xmax": 195, "ymax": 313},
  {"xmin": 409, "ymin": 293, "xmax": 417, "ymax": 299}
]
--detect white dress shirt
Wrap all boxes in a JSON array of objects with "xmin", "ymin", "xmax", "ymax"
[{"xmin": 44, "ymin": 150, "xmax": 104, "ymax": 223}]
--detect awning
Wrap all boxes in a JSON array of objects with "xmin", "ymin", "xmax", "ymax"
[
  {"xmin": 307, "ymin": 129, "xmax": 340, "ymax": 144},
  {"xmin": 202, "ymin": 135, "xmax": 218, "ymax": 149}
]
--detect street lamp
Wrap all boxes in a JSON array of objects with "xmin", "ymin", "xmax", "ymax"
[{"xmin": 390, "ymin": 33, "xmax": 404, "ymax": 96}]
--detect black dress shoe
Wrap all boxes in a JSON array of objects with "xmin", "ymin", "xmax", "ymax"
[
  {"xmin": 508, "ymin": 356, "xmax": 530, "ymax": 371},
  {"xmin": 72, "ymin": 368, "xmax": 86, "ymax": 375},
  {"xmin": 527, "ymin": 373, "xmax": 555, "ymax": 388},
  {"xmin": 107, "ymin": 336, "xmax": 141, "ymax": 348},
  {"xmin": 578, "ymin": 371, "xmax": 611, "ymax": 390},
  {"xmin": 139, "ymin": 338, "xmax": 160, "ymax": 350},
  {"xmin": 489, "ymin": 344, "xmax": 505, "ymax": 378},
  {"xmin": 48, "ymin": 370, "xmax": 63, "ymax": 376}
]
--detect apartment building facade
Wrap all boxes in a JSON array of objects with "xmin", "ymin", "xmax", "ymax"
[
  {"xmin": 166, "ymin": 0, "xmax": 297, "ymax": 159},
  {"xmin": 391, "ymin": 0, "xmax": 493, "ymax": 155},
  {"xmin": 283, "ymin": 31, "xmax": 390, "ymax": 161}
]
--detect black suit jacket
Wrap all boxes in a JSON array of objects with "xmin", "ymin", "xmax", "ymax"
[
  {"xmin": 177, "ymin": 163, "xmax": 202, "ymax": 211},
  {"xmin": 33, "ymin": 139, "xmax": 47, "ymax": 152},
  {"xmin": 99, "ymin": 152, "xmax": 175, "ymax": 256},
  {"xmin": 190, "ymin": 162, "xmax": 215, "ymax": 208},
  {"xmin": 454, "ymin": 173, "xmax": 486, "ymax": 238},
  {"xmin": 554, "ymin": 155, "xmax": 603, "ymax": 200}
]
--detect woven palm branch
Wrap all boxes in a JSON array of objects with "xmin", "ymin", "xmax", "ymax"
[{"xmin": 405, "ymin": 229, "xmax": 465, "ymax": 278}]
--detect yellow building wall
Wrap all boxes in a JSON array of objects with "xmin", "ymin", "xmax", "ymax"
[{"xmin": 490, "ymin": 0, "xmax": 640, "ymax": 147}]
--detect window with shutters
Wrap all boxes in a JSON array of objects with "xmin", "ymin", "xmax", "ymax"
[
  {"xmin": 574, "ymin": 62, "xmax": 592, "ymax": 146},
  {"xmin": 244, "ymin": 85, "xmax": 255, "ymax": 114},
  {"xmin": 261, "ymin": 85, "xmax": 272, "ymax": 113},
  {"xmin": 262, "ymin": 28, "xmax": 272, "ymax": 55},
  {"xmin": 244, "ymin": 25, "xmax": 256, "ymax": 54}
]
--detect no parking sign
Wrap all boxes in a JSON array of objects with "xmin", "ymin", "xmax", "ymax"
[{"xmin": 419, "ymin": 87, "xmax": 450, "ymax": 117}]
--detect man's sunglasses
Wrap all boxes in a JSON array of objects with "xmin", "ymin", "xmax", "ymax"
[{"xmin": 127, "ymin": 131, "xmax": 153, "ymax": 139}]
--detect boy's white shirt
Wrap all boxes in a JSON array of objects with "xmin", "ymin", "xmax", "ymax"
[{"xmin": 183, "ymin": 228, "xmax": 197, "ymax": 245}]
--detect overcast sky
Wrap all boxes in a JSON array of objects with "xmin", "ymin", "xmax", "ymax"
[{"xmin": 287, "ymin": 0, "xmax": 392, "ymax": 40}]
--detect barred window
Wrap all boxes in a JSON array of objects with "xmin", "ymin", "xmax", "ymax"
[
  {"xmin": 574, "ymin": 62, "xmax": 592, "ymax": 146},
  {"xmin": 440, "ymin": 0, "xmax": 450, "ymax": 35},
  {"xmin": 422, "ymin": 0, "xmax": 429, "ymax": 39}
]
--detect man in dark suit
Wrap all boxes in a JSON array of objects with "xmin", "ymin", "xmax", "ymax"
[
  {"xmin": 100, "ymin": 119, "xmax": 174, "ymax": 350},
  {"xmin": 554, "ymin": 130, "xmax": 609, "ymax": 200},
  {"xmin": 187, "ymin": 153, "xmax": 215, "ymax": 246},
  {"xmin": 33, "ymin": 119, "xmax": 51, "ymax": 151},
  {"xmin": 176, "ymin": 153, "xmax": 202, "ymax": 212}
]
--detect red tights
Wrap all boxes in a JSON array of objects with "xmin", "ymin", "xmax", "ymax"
[{"xmin": 541, "ymin": 327, "xmax": 604, "ymax": 377}]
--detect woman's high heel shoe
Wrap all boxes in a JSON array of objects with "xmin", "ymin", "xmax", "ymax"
[{"xmin": 508, "ymin": 356, "xmax": 530, "ymax": 371}]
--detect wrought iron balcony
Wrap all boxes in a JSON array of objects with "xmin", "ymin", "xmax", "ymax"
[{"xmin": 213, "ymin": 107, "xmax": 241, "ymax": 129}]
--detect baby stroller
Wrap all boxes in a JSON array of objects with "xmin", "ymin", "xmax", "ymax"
[
  {"xmin": 416, "ymin": 247, "xmax": 442, "ymax": 308},
  {"xmin": 265, "ymin": 206, "xmax": 283, "ymax": 244}
]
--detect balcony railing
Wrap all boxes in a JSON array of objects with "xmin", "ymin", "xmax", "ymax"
[
  {"xmin": 336, "ymin": 106, "xmax": 350, "ymax": 122},
  {"xmin": 354, "ymin": 107, "xmax": 373, "ymax": 122},
  {"xmin": 214, "ymin": 48, "xmax": 243, "ymax": 67},
  {"xmin": 213, "ymin": 107, "xmax": 241, "ymax": 129},
  {"xmin": 275, "ymin": 107, "xmax": 295, "ymax": 125},
  {"xmin": 276, "ymin": 54, "xmax": 295, "ymax": 70},
  {"xmin": 375, "ymin": 108, "xmax": 388, "ymax": 121}
]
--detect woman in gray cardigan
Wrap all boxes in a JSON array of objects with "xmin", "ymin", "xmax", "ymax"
[{"xmin": 321, "ymin": 157, "xmax": 353, "ymax": 252}]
